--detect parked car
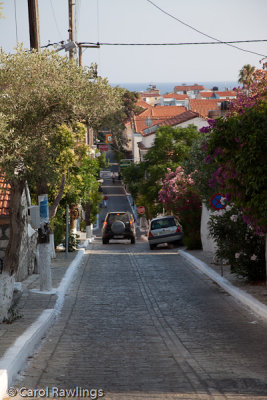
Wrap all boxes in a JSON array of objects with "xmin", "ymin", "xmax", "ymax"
[
  {"xmin": 102, "ymin": 212, "xmax": 136, "ymax": 244},
  {"xmin": 148, "ymin": 215, "xmax": 183, "ymax": 250}
]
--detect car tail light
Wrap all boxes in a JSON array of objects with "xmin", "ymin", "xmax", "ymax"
[
  {"xmin": 176, "ymin": 226, "xmax": 181, "ymax": 233},
  {"xmin": 148, "ymin": 231, "xmax": 154, "ymax": 238},
  {"xmin": 103, "ymin": 221, "xmax": 107, "ymax": 227}
]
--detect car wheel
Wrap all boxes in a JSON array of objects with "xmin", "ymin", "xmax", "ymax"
[
  {"xmin": 149, "ymin": 244, "xmax": 156, "ymax": 250},
  {"xmin": 102, "ymin": 238, "xmax": 109, "ymax": 244},
  {"xmin": 131, "ymin": 237, "xmax": 136, "ymax": 244}
]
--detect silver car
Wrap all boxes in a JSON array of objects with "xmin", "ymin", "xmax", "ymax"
[{"xmin": 148, "ymin": 215, "xmax": 183, "ymax": 250}]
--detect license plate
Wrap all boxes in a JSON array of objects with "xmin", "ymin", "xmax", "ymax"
[{"xmin": 113, "ymin": 235, "xmax": 123, "ymax": 238}]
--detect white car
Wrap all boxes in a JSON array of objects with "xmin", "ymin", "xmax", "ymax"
[{"xmin": 148, "ymin": 215, "xmax": 183, "ymax": 250}]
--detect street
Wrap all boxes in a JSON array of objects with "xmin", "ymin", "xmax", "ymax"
[{"xmin": 13, "ymin": 175, "xmax": 267, "ymax": 400}]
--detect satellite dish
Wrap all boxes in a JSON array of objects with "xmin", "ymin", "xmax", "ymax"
[{"xmin": 145, "ymin": 117, "xmax": 153, "ymax": 127}]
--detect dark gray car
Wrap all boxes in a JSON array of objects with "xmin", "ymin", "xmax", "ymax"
[{"xmin": 102, "ymin": 212, "xmax": 136, "ymax": 244}]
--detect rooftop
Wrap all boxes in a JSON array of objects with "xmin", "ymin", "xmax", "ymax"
[
  {"xmin": 189, "ymin": 99, "xmax": 222, "ymax": 118},
  {"xmin": 0, "ymin": 175, "xmax": 11, "ymax": 217},
  {"xmin": 174, "ymin": 84, "xmax": 205, "ymax": 92}
]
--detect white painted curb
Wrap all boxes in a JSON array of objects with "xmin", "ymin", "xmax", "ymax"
[
  {"xmin": 0, "ymin": 249, "xmax": 85, "ymax": 400},
  {"xmin": 179, "ymin": 250, "xmax": 267, "ymax": 321},
  {"xmin": 55, "ymin": 249, "xmax": 85, "ymax": 314},
  {"xmin": 0, "ymin": 309, "xmax": 55, "ymax": 400}
]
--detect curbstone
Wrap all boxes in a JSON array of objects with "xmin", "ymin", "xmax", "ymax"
[
  {"xmin": 0, "ymin": 309, "xmax": 55, "ymax": 400},
  {"xmin": 179, "ymin": 250, "xmax": 267, "ymax": 321}
]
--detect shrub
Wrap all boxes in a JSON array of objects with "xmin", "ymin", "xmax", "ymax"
[
  {"xmin": 208, "ymin": 205, "xmax": 266, "ymax": 281},
  {"xmin": 159, "ymin": 166, "xmax": 202, "ymax": 249}
]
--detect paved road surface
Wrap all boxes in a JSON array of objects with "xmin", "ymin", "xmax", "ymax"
[{"xmin": 12, "ymin": 175, "xmax": 267, "ymax": 400}]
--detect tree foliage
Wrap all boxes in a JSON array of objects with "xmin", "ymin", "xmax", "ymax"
[
  {"xmin": 96, "ymin": 89, "xmax": 142, "ymax": 153},
  {"xmin": 159, "ymin": 166, "xmax": 202, "ymax": 249},
  {"xmin": 0, "ymin": 46, "xmax": 122, "ymax": 186},
  {"xmin": 206, "ymin": 102, "xmax": 267, "ymax": 233},
  {"xmin": 122, "ymin": 124, "xmax": 200, "ymax": 217},
  {"xmin": 238, "ymin": 64, "xmax": 256, "ymax": 88},
  {"xmin": 0, "ymin": 47, "xmax": 122, "ymax": 275}
]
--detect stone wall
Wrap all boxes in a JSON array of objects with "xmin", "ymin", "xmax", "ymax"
[{"xmin": 0, "ymin": 224, "xmax": 10, "ymax": 261}]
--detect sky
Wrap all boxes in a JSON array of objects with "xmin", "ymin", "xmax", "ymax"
[{"xmin": 0, "ymin": 0, "xmax": 267, "ymax": 85}]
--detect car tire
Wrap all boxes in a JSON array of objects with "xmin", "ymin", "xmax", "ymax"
[
  {"xmin": 149, "ymin": 244, "xmax": 156, "ymax": 250},
  {"xmin": 102, "ymin": 238, "xmax": 109, "ymax": 244},
  {"xmin": 131, "ymin": 237, "xmax": 136, "ymax": 244}
]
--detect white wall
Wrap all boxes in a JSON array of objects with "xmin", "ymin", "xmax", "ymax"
[
  {"xmin": 200, "ymin": 203, "xmax": 217, "ymax": 254},
  {"xmin": 177, "ymin": 117, "xmax": 209, "ymax": 130},
  {"xmin": 132, "ymin": 132, "xmax": 143, "ymax": 163}
]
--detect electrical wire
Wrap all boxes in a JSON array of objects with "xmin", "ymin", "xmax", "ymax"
[
  {"xmin": 145, "ymin": 0, "xmax": 267, "ymax": 57},
  {"xmin": 79, "ymin": 39, "xmax": 267, "ymax": 46},
  {"xmin": 49, "ymin": 0, "xmax": 63, "ymax": 38}
]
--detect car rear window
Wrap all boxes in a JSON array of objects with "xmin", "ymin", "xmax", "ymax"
[
  {"xmin": 151, "ymin": 217, "xmax": 176, "ymax": 230},
  {"xmin": 107, "ymin": 213, "xmax": 130, "ymax": 224}
]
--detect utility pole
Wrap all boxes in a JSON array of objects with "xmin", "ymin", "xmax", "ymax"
[
  {"xmin": 68, "ymin": 0, "xmax": 75, "ymax": 59},
  {"xmin": 28, "ymin": 0, "xmax": 40, "ymax": 51}
]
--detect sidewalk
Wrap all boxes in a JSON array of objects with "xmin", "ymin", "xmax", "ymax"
[
  {"xmin": 182, "ymin": 249, "xmax": 267, "ymax": 308},
  {"xmin": 0, "ymin": 233, "xmax": 89, "ymax": 400}
]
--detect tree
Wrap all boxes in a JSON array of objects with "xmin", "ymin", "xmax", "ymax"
[
  {"xmin": 159, "ymin": 166, "xmax": 202, "ymax": 249},
  {"xmin": 206, "ymin": 102, "xmax": 267, "ymax": 234},
  {"xmin": 122, "ymin": 124, "xmax": 200, "ymax": 218},
  {"xmin": 0, "ymin": 47, "xmax": 122, "ymax": 321},
  {"xmin": 96, "ymin": 89, "xmax": 142, "ymax": 154},
  {"xmin": 238, "ymin": 64, "xmax": 256, "ymax": 88}
]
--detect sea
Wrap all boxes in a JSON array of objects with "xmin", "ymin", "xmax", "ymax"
[{"xmin": 111, "ymin": 81, "xmax": 239, "ymax": 94}]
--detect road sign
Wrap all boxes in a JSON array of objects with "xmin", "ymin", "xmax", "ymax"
[
  {"xmin": 210, "ymin": 193, "xmax": 226, "ymax": 210},
  {"xmin": 137, "ymin": 206, "xmax": 145, "ymax": 215},
  {"xmin": 106, "ymin": 134, "xmax": 113, "ymax": 144}
]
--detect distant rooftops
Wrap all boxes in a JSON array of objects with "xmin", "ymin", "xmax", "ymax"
[{"xmin": 174, "ymin": 84, "xmax": 205, "ymax": 93}]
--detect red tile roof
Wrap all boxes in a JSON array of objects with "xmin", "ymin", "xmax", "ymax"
[
  {"xmin": 216, "ymin": 90, "xmax": 237, "ymax": 97},
  {"xmin": 174, "ymin": 84, "xmax": 205, "ymax": 92},
  {"xmin": 157, "ymin": 111, "xmax": 199, "ymax": 127},
  {"xmin": 136, "ymin": 99, "xmax": 153, "ymax": 109},
  {"xmin": 0, "ymin": 176, "xmax": 11, "ymax": 217},
  {"xmin": 199, "ymin": 92, "xmax": 215, "ymax": 98},
  {"xmin": 134, "ymin": 107, "xmax": 199, "ymax": 136},
  {"xmin": 163, "ymin": 93, "xmax": 189, "ymax": 100},
  {"xmin": 189, "ymin": 99, "xmax": 221, "ymax": 118}
]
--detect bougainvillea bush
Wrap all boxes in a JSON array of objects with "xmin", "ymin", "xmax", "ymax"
[
  {"xmin": 203, "ymin": 69, "xmax": 267, "ymax": 234},
  {"xmin": 209, "ymin": 205, "xmax": 266, "ymax": 281},
  {"xmin": 159, "ymin": 166, "xmax": 202, "ymax": 249}
]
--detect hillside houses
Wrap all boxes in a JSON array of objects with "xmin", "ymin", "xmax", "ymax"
[{"xmin": 123, "ymin": 83, "xmax": 236, "ymax": 162}]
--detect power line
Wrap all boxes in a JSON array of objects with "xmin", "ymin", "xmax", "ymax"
[
  {"xmin": 145, "ymin": 0, "xmax": 267, "ymax": 58},
  {"xmin": 49, "ymin": 0, "xmax": 63, "ymax": 38},
  {"xmin": 79, "ymin": 39, "xmax": 267, "ymax": 47}
]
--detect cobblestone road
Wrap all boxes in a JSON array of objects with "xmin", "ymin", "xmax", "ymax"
[
  {"xmin": 12, "ymin": 239, "xmax": 267, "ymax": 400},
  {"xmin": 11, "ymin": 177, "xmax": 267, "ymax": 400}
]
